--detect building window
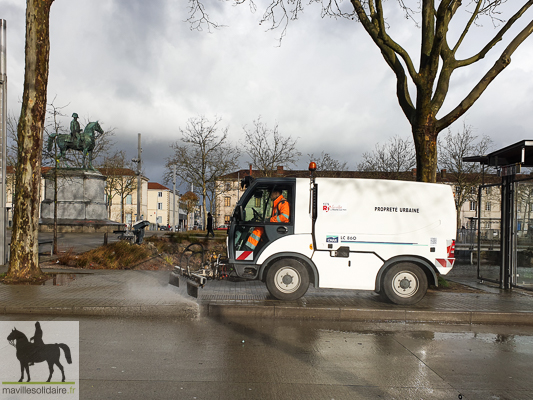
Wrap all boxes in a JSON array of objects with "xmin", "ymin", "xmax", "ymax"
[
  {"xmin": 157, "ymin": 202, "xmax": 163, "ymax": 210},
  {"xmin": 158, "ymin": 191, "xmax": 163, "ymax": 197},
  {"xmin": 470, "ymin": 201, "xmax": 477, "ymax": 211},
  {"xmin": 225, "ymin": 182, "xmax": 231, "ymax": 191},
  {"xmin": 224, "ymin": 215, "xmax": 230, "ymax": 224},
  {"xmin": 126, "ymin": 194, "xmax": 132, "ymax": 205},
  {"xmin": 224, "ymin": 197, "xmax": 231, "ymax": 207},
  {"xmin": 126, "ymin": 213, "xmax": 132, "ymax": 224},
  {"xmin": 485, "ymin": 202, "xmax": 491, "ymax": 211}
]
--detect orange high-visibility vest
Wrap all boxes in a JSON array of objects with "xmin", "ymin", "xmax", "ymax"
[
  {"xmin": 246, "ymin": 195, "xmax": 290, "ymax": 250},
  {"xmin": 270, "ymin": 195, "xmax": 289, "ymax": 223}
]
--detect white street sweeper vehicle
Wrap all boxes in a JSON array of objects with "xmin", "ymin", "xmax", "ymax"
[{"xmin": 170, "ymin": 163, "xmax": 456, "ymax": 305}]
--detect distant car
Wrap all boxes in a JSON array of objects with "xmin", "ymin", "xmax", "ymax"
[
  {"xmin": 159, "ymin": 225, "xmax": 170, "ymax": 231},
  {"xmin": 217, "ymin": 224, "xmax": 229, "ymax": 230}
]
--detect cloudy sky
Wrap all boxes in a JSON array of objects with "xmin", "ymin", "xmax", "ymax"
[{"xmin": 3, "ymin": 1, "xmax": 533, "ymax": 186}]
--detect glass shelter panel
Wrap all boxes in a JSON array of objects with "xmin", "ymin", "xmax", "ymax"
[
  {"xmin": 514, "ymin": 179, "xmax": 533, "ymax": 289},
  {"xmin": 477, "ymin": 184, "xmax": 502, "ymax": 284}
]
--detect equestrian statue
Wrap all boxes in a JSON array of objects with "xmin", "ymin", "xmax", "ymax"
[{"xmin": 47, "ymin": 113, "xmax": 104, "ymax": 170}]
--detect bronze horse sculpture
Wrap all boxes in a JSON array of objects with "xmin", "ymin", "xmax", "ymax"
[
  {"xmin": 7, "ymin": 327, "xmax": 72, "ymax": 382},
  {"xmin": 47, "ymin": 121, "xmax": 103, "ymax": 170}
]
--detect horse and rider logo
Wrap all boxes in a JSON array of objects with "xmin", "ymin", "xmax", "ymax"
[{"xmin": 6, "ymin": 322, "xmax": 72, "ymax": 383}]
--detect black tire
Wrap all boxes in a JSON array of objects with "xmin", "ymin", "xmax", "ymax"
[
  {"xmin": 266, "ymin": 259, "xmax": 310, "ymax": 301},
  {"xmin": 382, "ymin": 263, "xmax": 428, "ymax": 305}
]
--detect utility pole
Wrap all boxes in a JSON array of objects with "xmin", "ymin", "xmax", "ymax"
[
  {"xmin": 131, "ymin": 133, "xmax": 142, "ymax": 221},
  {"xmin": 0, "ymin": 20, "xmax": 7, "ymax": 264},
  {"xmin": 172, "ymin": 164, "xmax": 176, "ymax": 232}
]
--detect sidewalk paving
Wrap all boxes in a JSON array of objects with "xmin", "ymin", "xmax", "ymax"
[{"xmin": 1, "ymin": 265, "xmax": 533, "ymax": 325}]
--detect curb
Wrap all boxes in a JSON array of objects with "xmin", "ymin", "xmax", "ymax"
[
  {"xmin": 204, "ymin": 304, "xmax": 533, "ymax": 325},
  {"xmin": 1, "ymin": 304, "xmax": 200, "ymax": 319},
  {"xmin": 3, "ymin": 302, "xmax": 533, "ymax": 325}
]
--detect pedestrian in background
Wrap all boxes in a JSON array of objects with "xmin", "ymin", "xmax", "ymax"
[{"xmin": 206, "ymin": 212, "xmax": 215, "ymax": 238}]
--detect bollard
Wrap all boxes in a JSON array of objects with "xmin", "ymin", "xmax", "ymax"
[{"xmin": 104, "ymin": 232, "xmax": 108, "ymax": 245}]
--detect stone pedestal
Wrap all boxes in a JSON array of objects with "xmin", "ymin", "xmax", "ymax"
[{"xmin": 40, "ymin": 169, "xmax": 120, "ymax": 232}]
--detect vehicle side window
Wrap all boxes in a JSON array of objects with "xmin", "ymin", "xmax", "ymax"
[
  {"xmin": 265, "ymin": 189, "xmax": 291, "ymax": 224},
  {"xmin": 241, "ymin": 186, "xmax": 291, "ymax": 224},
  {"xmin": 242, "ymin": 187, "xmax": 270, "ymax": 223}
]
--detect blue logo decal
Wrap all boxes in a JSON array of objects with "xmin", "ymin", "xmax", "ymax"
[{"xmin": 326, "ymin": 236, "xmax": 338, "ymax": 243}]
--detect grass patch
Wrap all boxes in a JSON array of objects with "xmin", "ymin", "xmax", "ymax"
[
  {"xmin": 66, "ymin": 241, "xmax": 153, "ymax": 269},
  {"xmin": 437, "ymin": 276, "xmax": 450, "ymax": 288},
  {"xmin": 49, "ymin": 235, "xmax": 227, "ymax": 271}
]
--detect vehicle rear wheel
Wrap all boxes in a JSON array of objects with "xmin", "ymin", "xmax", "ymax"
[
  {"xmin": 382, "ymin": 263, "xmax": 428, "ymax": 305},
  {"xmin": 266, "ymin": 259, "xmax": 309, "ymax": 301}
]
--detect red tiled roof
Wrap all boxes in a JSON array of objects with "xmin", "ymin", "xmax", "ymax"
[{"xmin": 148, "ymin": 182, "xmax": 169, "ymax": 190}]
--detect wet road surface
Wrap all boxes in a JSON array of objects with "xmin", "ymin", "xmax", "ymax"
[{"xmin": 1, "ymin": 314, "xmax": 532, "ymax": 399}]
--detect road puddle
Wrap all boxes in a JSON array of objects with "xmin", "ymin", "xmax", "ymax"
[{"xmin": 42, "ymin": 273, "xmax": 77, "ymax": 286}]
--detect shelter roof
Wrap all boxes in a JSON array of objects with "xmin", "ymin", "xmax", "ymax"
[{"xmin": 463, "ymin": 140, "xmax": 533, "ymax": 167}]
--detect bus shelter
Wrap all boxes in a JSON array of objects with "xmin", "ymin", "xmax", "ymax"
[{"xmin": 464, "ymin": 140, "xmax": 533, "ymax": 291}]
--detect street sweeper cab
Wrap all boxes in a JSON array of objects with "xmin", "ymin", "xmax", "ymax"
[{"xmin": 171, "ymin": 163, "xmax": 456, "ymax": 305}]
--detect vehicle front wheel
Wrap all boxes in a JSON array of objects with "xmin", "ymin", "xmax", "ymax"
[
  {"xmin": 266, "ymin": 259, "xmax": 310, "ymax": 301},
  {"xmin": 382, "ymin": 263, "xmax": 428, "ymax": 305}
]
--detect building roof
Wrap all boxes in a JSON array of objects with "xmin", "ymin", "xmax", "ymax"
[
  {"xmin": 97, "ymin": 167, "xmax": 137, "ymax": 177},
  {"xmin": 148, "ymin": 182, "xmax": 170, "ymax": 191},
  {"xmin": 219, "ymin": 167, "xmax": 506, "ymax": 184}
]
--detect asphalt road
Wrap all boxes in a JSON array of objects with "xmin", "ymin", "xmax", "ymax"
[{"xmin": 1, "ymin": 314, "xmax": 532, "ymax": 400}]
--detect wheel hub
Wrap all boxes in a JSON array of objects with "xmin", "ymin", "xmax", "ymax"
[
  {"xmin": 398, "ymin": 277, "xmax": 411, "ymax": 290},
  {"xmin": 392, "ymin": 271, "xmax": 419, "ymax": 298},
  {"xmin": 282, "ymin": 273, "xmax": 293, "ymax": 286},
  {"xmin": 274, "ymin": 266, "xmax": 301, "ymax": 294}
]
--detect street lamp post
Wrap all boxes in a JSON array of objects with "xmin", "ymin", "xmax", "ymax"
[
  {"xmin": 131, "ymin": 133, "xmax": 142, "ymax": 221},
  {"xmin": 0, "ymin": 20, "xmax": 7, "ymax": 264}
]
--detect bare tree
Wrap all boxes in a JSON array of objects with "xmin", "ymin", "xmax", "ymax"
[
  {"xmin": 6, "ymin": 112, "xmax": 19, "ymax": 167},
  {"xmin": 438, "ymin": 123, "xmax": 493, "ymax": 228},
  {"xmin": 180, "ymin": 191, "xmax": 199, "ymax": 230},
  {"xmin": 358, "ymin": 135, "xmax": 416, "ymax": 179},
  {"xmin": 242, "ymin": 117, "xmax": 301, "ymax": 177},
  {"xmin": 7, "ymin": 0, "xmax": 54, "ymax": 281},
  {"xmin": 307, "ymin": 152, "xmax": 349, "ymax": 177},
  {"xmin": 98, "ymin": 151, "xmax": 137, "ymax": 224},
  {"xmin": 166, "ymin": 115, "xmax": 240, "ymax": 229},
  {"xmin": 42, "ymin": 99, "xmax": 69, "ymax": 255},
  {"xmin": 188, "ymin": 1, "xmax": 533, "ymax": 182}
]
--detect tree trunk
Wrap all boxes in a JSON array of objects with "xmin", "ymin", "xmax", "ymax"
[
  {"xmin": 412, "ymin": 110, "xmax": 438, "ymax": 183},
  {"xmin": 7, "ymin": 0, "xmax": 54, "ymax": 280}
]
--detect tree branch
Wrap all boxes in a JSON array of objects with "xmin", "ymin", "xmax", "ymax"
[
  {"xmin": 437, "ymin": 17, "xmax": 533, "ymax": 131},
  {"xmin": 456, "ymin": 1, "xmax": 533, "ymax": 68},
  {"xmin": 351, "ymin": 0, "xmax": 416, "ymax": 121}
]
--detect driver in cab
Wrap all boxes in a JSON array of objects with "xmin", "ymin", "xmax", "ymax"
[{"xmin": 246, "ymin": 189, "xmax": 289, "ymax": 251}]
